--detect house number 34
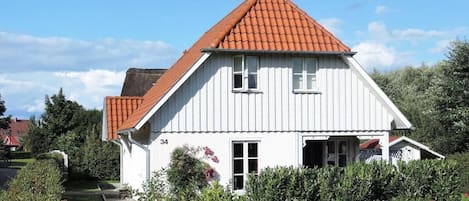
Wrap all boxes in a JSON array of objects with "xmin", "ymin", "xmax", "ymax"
[{"xmin": 160, "ymin": 139, "xmax": 168, "ymax": 144}]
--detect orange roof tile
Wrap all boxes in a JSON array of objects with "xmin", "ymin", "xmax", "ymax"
[
  {"xmin": 117, "ymin": 0, "xmax": 351, "ymax": 132},
  {"xmin": 105, "ymin": 96, "xmax": 143, "ymax": 140}
]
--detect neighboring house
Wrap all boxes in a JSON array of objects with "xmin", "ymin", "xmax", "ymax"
[
  {"xmin": 360, "ymin": 136, "xmax": 444, "ymax": 165},
  {"xmin": 102, "ymin": 0, "xmax": 412, "ymax": 191},
  {"xmin": 0, "ymin": 118, "xmax": 31, "ymax": 151}
]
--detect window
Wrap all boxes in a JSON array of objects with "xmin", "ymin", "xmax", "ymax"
[
  {"xmin": 232, "ymin": 142, "xmax": 258, "ymax": 190},
  {"xmin": 233, "ymin": 55, "xmax": 259, "ymax": 90},
  {"xmin": 292, "ymin": 57, "xmax": 317, "ymax": 91},
  {"xmin": 326, "ymin": 140, "xmax": 348, "ymax": 167}
]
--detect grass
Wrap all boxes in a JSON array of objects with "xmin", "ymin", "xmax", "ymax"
[
  {"xmin": 62, "ymin": 194, "xmax": 103, "ymax": 201},
  {"xmin": 64, "ymin": 179, "xmax": 100, "ymax": 192},
  {"xmin": 8, "ymin": 158, "xmax": 35, "ymax": 169}
]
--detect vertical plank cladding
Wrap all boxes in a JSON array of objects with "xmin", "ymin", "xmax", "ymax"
[{"xmin": 152, "ymin": 54, "xmax": 394, "ymax": 133}]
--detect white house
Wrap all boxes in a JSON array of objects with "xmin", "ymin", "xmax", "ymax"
[
  {"xmin": 360, "ymin": 136, "xmax": 444, "ymax": 165},
  {"xmin": 102, "ymin": 0, "xmax": 412, "ymax": 191}
]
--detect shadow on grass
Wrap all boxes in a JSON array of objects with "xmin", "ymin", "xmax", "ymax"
[
  {"xmin": 64, "ymin": 178, "xmax": 100, "ymax": 192},
  {"xmin": 62, "ymin": 194, "xmax": 103, "ymax": 201}
]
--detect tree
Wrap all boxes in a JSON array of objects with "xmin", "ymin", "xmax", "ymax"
[
  {"xmin": 0, "ymin": 94, "xmax": 10, "ymax": 129},
  {"xmin": 431, "ymin": 40, "xmax": 469, "ymax": 154}
]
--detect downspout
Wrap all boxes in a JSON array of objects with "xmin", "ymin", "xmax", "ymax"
[{"xmin": 126, "ymin": 130, "xmax": 150, "ymax": 181}]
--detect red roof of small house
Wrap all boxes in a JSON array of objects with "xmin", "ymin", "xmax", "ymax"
[
  {"xmin": 111, "ymin": 0, "xmax": 351, "ymax": 134},
  {"xmin": 360, "ymin": 136, "xmax": 400, "ymax": 150},
  {"xmin": 0, "ymin": 118, "xmax": 30, "ymax": 147},
  {"xmin": 105, "ymin": 96, "xmax": 143, "ymax": 140}
]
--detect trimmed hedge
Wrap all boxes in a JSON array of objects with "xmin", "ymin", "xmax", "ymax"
[
  {"xmin": 0, "ymin": 159, "xmax": 64, "ymax": 201},
  {"xmin": 246, "ymin": 160, "xmax": 460, "ymax": 201}
]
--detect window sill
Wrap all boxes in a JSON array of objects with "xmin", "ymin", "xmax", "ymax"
[
  {"xmin": 232, "ymin": 89, "xmax": 263, "ymax": 94},
  {"xmin": 293, "ymin": 89, "xmax": 321, "ymax": 94}
]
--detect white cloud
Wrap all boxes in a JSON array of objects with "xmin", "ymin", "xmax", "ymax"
[
  {"xmin": 392, "ymin": 29, "xmax": 444, "ymax": 40},
  {"xmin": 353, "ymin": 41, "xmax": 397, "ymax": 70},
  {"xmin": 367, "ymin": 22, "xmax": 390, "ymax": 42},
  {"xmin": 318, "ymin": 18, "xmax": 342, "ymax": 35},
  {"xmin": 0, "ymin": 69, "xmax": 125, "ymax": 117},
  {"xmin": 429, "ymin": 39, "xmax": 451, "ymax": 54},
  {"xmin": 375, "ymin": 6, "xmax": 387, "ymax": 14},
  {"xmin": 0, "ymin": 31, "xmax": 178, "ymax": 72}
]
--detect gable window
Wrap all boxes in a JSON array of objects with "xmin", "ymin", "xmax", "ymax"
[
  {"xmin": 292, "ymin": 57, "xmax": 318, "ymax": 91},
  {"xmin": 233, "ymin": 55, "xmax": 259, "ymax": 91},
  {"xmin": 232, "ymin": 141, "xmax": 258, "ymax": 190}
]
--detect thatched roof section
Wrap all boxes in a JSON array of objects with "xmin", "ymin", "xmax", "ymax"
[{"xmin": 121, "ymin": 68, "xmax": 167, "ymax": 97}]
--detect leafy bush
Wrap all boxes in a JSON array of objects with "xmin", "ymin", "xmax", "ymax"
[
  {"xmin": 246, "ymin": 166, "xmax": 320, "ymax": 201},
  {"xmin": 448, "ymin": 152, "xmax": 469, "ymax": 193},
  {"xmin": 134, "ymin": 169, "xmax": 169, "ymax": 201},
  {"xmin": 246, "ymin": 160, "xmax": 460, "ymax": 201},
  {"xmin": 198, "ymin": 181, "xmax": 235, "ymax": 201},
  {"xmin": 397, "ymin": 159, "xmax": 460, "ymax": 200},
  {"xmin": 36, "ymin": 152, "xmax": 65, "ymax": 171},
  {"xmin": 0, "ymin": 159, "xmax": 63, "ymax": 201},
  {"xmin": 82, "ymin": 131, "xmax": 120, "ymax": 180},
  {"xmin": 166, "ymin": 145, "xmax": 210, "ymax": 199}
]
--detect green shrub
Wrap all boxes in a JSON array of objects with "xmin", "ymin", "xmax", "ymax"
[
  {"xmin": 448, "ymin": 152, "xmax": 469, "ymax": 193},
  {"xmin": 36, "ymin": 152, "xmax": 65, "ymax": 171},
  {"xmin": 397, "ymin": 159, "xmax": 460, "ymax": 200},
  {"xmin": 245, "ymin": 160, "xmax": 460, "ymax": 201},
  {"xmin": 134, "ymin": 169, "xmax": 169, "ymax": 201},
  {"xmin": 1, "ymin": 159, "xmax": 63, "ymax": 201},
  {"xmin": 166, "ymin": 145, "xmax": 209, "ymax": 200},
  {"xmin": 198, "ymin": 181, "xmax": 234, "ymax": 201}
]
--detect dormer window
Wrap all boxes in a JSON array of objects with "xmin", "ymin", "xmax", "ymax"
[
  {"xmin": 233, "ymin": 55, "xmax": 259, "ymax": 91},
  {"xmin": 292, "ymin": 57, "xmax": 318, "ymax": 92}
]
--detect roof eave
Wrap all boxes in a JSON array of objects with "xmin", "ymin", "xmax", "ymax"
[{"xmin": 202, "ymin": 48, "xmax": 356, "ymax": 56}]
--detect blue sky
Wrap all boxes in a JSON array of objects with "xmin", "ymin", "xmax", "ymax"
[{"xmin": 0, "ymin": 0, "xmax": 468, "ymax": 118}]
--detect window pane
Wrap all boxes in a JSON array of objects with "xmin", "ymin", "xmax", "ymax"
[
  {"xmin": 327, "ymin": 141, "xmax": 335, "ymax": 154},
  {"xmin": 234, "ymin": 56, "xmax": 243, "ymax": 72},
  {"xmin": 248, "ymin": 74, "xmax": 257, "ymax": 89},
  {"xmin": 248, "ymin": 159, "xmax": 258, "ymax": 173},
  {"xmin": 233, "ymin": 74, "xmax": 243, "ymax": 89},
  {"xmin": 305, "ymin": 59, "xmax": 316, "ymax": 74},
  {"xmin": 306, "ymin": 75, "xmax": 316, "ymax": 90},
  {"xmin": 246, "ymin": 56, "xmax": 258, "ymax": 73},
  {"xmin": 339, "ymin": 155, "xmax": 347, "ymax": 167},
  {"xmin": 292, "ymin": 58, "xmax": 302, "ymax": 73},
  {"xmin": 339, "ymin": 141, "xmax": 347, "ymax": 154},
  {"xmin": 233, "ymin": 143, "xmax": 243, "ymax": 157},
  {"xmin": 293, "ymin": 75, "xmax": 302, "ymax": 89},
  {"xmin": 234, "ymin": 159, "xmax": 244, "ymax": 174},
  {"xmin": 233, "ymin": 175, "xmax": 244, "ymax": 190},
  {"xmin": 248, "ymin": 143, "xmax": 258, "ymax": 157}
]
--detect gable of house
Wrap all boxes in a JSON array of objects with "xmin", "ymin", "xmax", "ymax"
[{"xmin": 103, "ymin": 0, "xmax": 411, "ymax": 140}]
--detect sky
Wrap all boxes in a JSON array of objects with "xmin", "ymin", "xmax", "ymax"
[{"xmin": 0, "ymin": 0, "xmax": 468, "ymax": 119}]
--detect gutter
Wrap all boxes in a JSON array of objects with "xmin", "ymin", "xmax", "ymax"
[{"xmin": 123, "ymin": 129, "xmax": 151, "ymax": 181}]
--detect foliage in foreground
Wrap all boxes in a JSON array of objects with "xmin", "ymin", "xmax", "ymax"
[
  {"xmin": 0, "ymin": 159, "xmax": 64, "ymax": 201},
  {"xmin": 449, "ymin": 152, "xmax": 469, "ymax": 193}
]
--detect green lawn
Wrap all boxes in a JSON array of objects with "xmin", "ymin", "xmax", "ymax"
[
  {"xmin": 64, "ymin": 179, "xmax": 100, "ymax": 192},
  {"xmin": 8, "ymin": 158, "xmax": 35, "ymax": 169}
]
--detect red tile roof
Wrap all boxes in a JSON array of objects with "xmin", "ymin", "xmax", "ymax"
[
  {"xmin": 0, "ymin": 118, "xmax": 30, "ymax": 147},
  {"xmin": 360, "ymin": 136, "xmax": 400, "ymax": 150},
  {"xmin": 105, "ymin": 96, "xmax": 143, "ymax": 140},
  {"xmin": 112, "ymin": 0, "xmax": 352, "ymax": 134}
]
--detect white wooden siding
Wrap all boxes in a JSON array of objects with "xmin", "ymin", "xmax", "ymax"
[{"xmin": 151, "ymin": 54, "xmax": 393, "ymax": 133}]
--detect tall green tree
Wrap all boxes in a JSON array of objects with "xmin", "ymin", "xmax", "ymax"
[{"xmin": 431, "ymin": 40, "xmax": 469, "ymax": 154}]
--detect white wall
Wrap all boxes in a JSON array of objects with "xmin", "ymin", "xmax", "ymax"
[
  {"xmin": 121, "ymin": 138, "xmax": 147, "ymax": 191},
  {"xmin": 152, "ymin": 54, "xmax": 394, "ymax": 133},
  {"xmin": 390, "ymin": 142, "xmax": 421, "ymax": 165},
  {"xmin": 148, "ymin": 132, "xmax": 298, "ymax": 187}
]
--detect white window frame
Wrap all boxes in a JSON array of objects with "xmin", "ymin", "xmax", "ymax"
[
  {"xmin": 292, "ymin": 57, "xmax": 319, "ymax": 93},
  {"xmin": 232, "ymin": 141, "xmax": 259, "ymax": 191},
  {"xmin": 233, "ymin": 55, "xmax": 260, "ymax": 92},
  {"xmin": 326, "ymin": 138, "xmax": 350, "ymax": 167}
]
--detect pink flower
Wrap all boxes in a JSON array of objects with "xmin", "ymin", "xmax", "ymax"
[
  {"xmin": 464, "ymin": 192, "xmax": 469, "ymax": 198},
  {"xmin": 211, "ymin": 156, "xmax": 219, "ymax": 163},
  {"xmin": 204, "ymin": 167, "xmax": 215, "ymax": 181},
  {"xmin": 204, "ymin": 146, "xmax": 214, "ymax": 156}
]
